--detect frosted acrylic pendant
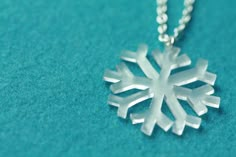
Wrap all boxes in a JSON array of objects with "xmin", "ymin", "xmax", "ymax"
[{"xmin": 103, "ymin": 44, "xmax": 220, "ymax": 136}]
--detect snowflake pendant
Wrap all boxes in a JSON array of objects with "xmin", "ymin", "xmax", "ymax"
[{"xmin": 103, "ymin": 44, "xmax": 220, "ymax": 136}]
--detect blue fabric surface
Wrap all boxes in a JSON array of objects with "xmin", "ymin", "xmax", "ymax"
[{"xmin": 0, "ymin": 0, "xmax": 235, "ymax": 156}]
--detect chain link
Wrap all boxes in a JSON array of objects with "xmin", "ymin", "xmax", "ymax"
[{"xmin": 156, "ymin": 0, "xmax": 195, "ymax": 46}]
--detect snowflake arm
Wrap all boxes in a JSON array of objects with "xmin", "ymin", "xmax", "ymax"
[
  {"xmin": 108, "ymin": 89, "xmax": 153, "ymax": 118},
  {"xmin": 104, "ymin": 63, "xmax": 151, "ymax": 93},
  {"xmin": 169, "ymin": 59, "xmax": 217, "ymax": 86},
  {"xmin": 121, "ymin": 44, "xmax": 159, "ymax": 79},
  {"xmin": 152, "ymin": 46, "xmax": 191, "ymax": 70},
  {"xmin": 164, "ymin": 93, "xmax": 201, "ymax": 135},
  {"xmin": 174, "ymin": 85, "xmax": 221, "ymax": 116},
  {"xmin": 131, "ymin": 110, "xmax": 173, "ymax": 132}
]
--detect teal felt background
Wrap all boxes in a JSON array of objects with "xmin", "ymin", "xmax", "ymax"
[{"xmin": 0, "ymin": 0, "xmax": 235, "ymax": 156}]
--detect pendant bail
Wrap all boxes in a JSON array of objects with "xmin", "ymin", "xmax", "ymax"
[{"xmin": 165, "ymin": 36, "xmax": 175, "ymax": 46}]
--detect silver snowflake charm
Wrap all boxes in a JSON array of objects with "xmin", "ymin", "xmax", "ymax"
[{"xmin": 103, "ymin": 44, "xmax": 220, "ymax": 136}]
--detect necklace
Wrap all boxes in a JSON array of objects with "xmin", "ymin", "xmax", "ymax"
[{"xmin": 103, "ymin": 0, "xmax": 220, "ymax": 136}]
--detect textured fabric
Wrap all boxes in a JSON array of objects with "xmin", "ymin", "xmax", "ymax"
[{"xmin": 0, "ymin": 0, "xmax": 235, "ymax": 156}]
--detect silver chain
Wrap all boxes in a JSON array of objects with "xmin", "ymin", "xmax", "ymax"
[{"xmin": 156, "ymin": 0, "xmax": 195, "ymax": 46}]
